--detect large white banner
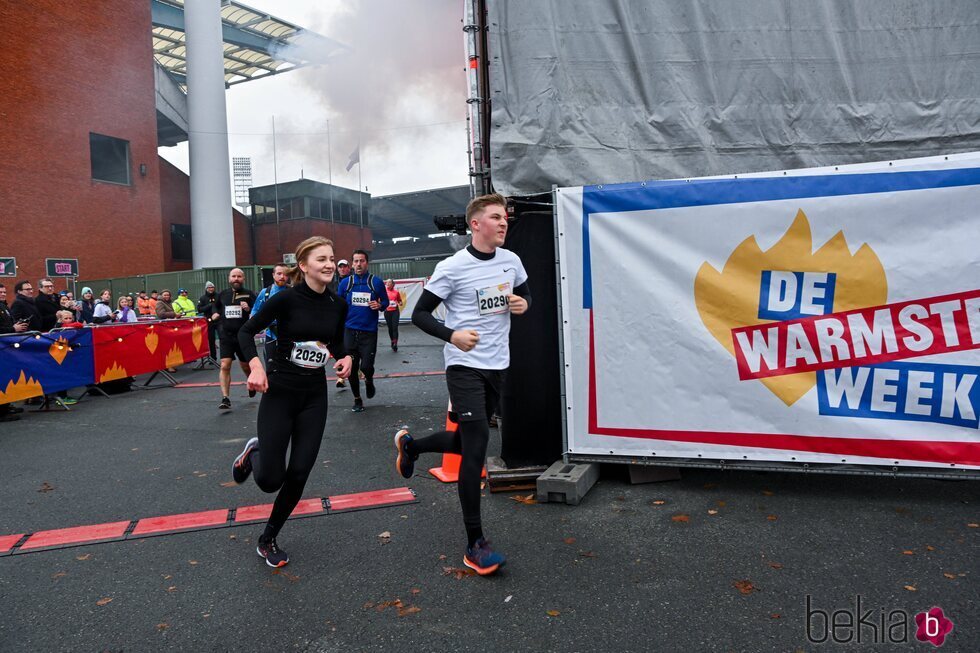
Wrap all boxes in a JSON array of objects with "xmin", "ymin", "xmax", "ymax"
[
  {"xmin": 557, "ymin": 154, "xmax": 980, "ymax": 471},
  {"xmin": 377, "ymin": 277, "xmax": 447, "ymax": 323}
]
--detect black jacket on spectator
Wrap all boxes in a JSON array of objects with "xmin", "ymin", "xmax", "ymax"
[
  {"xmin": 197, "ymin": 291, "xmax": 219, "ymax": 319},
  {"xmin": 0, "ymin": 301, "xmax": 13, "ymax": 334},
  {"xmin": 35, "ymin": 293, "xmax": 59, "ymax": 331},
  {"xmin": 9, "ymin": 295, "xmax": 42, "ymax": 332},
  {"xmin": 80, "ymin": 299, "xmax": 96, "ymax": 323}
]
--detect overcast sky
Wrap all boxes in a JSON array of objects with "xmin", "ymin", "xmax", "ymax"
[{"xmin": 158, "ymin": 0, "xmax": 470, "ymax": 201}]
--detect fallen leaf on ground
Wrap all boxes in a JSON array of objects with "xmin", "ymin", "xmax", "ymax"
[
  {"xmin": 442, "ymin": 566, "xmax": 476, "ymax": 580},
  {"xmin": 578, "ymin": 550, "xmax": 598, "ymax": 558},
  {"xmin": 504, "ymin": 595, "xmax": 512, "ymax": 603},
  {"xmin": 38, "ymin": 482, "xmax": 55, "ymax": 493},
  {"xmin": 707, "ymin": 509, "xmax": 719, "ymax": 515},
  {"xmin": 563, "ymin": 537, "xmax": 577, "ymax": 544},
  {"xmin": 546, "ymin": 610, "xmax": 560, "ymax": 617},
  {"xmin": 926, "ymin": 545, "xmax": 935, "ymax": 551},
  {"xmin": 229, "ymin": 535, "xmax": 236, "ymax": 540},
  {"xmin": 902, "ymin": 550, "xmax": 914, "ymax": 555},
  {"xmin": 189, "ymin": 560, "xmax": 199, "ymax": 565},
  {"xmin": 272, "ymin": 569, "xmax": 301, "ymax": 582},
  {"xmin": 943, "ymin": 573, "xmax": 956, "ymax": 579},
  {"xmin": 509, "ymin": 494, "xmax": 537, "ymax": 505},
  {"xmin": 52, "ymin": 571, "xmax": 67, "ymax": 579},
  {"xmin": 96, "ymin": 597, "xmax": 113, "ymax": 606},
  {"xmin": 762, "ymin": 490, "xmax": 774, "ymax": 496},
  {"xmin": 770, "ymin": 613, "xmax": 781, "ymax": 619},
  {"xmin": 219, "ymin": 481, "xmax": 237, "ymax": 488},
  {"xmin": 768, "ymin": 562, "xmax": 783, "ymax": 570},
  {"xmin": 651, "ymin": 500, "xmax": 666, "ymax": 506},
  {"xmin": 363, "ymin": 602, "xmax": 375, "ymax": 609},
  {"xmin": 438, "ymin": 554, "xmax": 447, "ymax": 561},
  {"xmin": 397, "ymin": 605, "xmax": 421, "ymax": 617},
  {"xmin": 968, "ymin": 523, "xmax": 978, "ymax": 528},
  {"xmin": 167, "ymin": 586, "xmax": 177, "ymax": 593},
  {"xmin": 767, "ymin": 515, "xmax": 778, "ymax": 521},
  {"xmin": 76, "ymin": 554, "xmax": 91, "ymax": 561},
  {"xmin": 671, "ymin": 514, "xmax": 690, "ymax": 523},
  {"xmin": 903, "ymin": 585, "xmax": 917, "ymax": 592},
  {"xmin": 410, "ymin": 588, "xmax": 421, "ymax": 596},
  {"xmin": 733, "ymin": 580, "xmax": 758, "ymax": 595},
  {"xmin": 378, "ymin": 531, "xmax": 392, "ymax": 544},
  {"xmin": 716, "ymin": 500, "xmax": 727, "ymax": 507},
  {"xmin": 156, "ymin": 623, "xmax": 168, "ymax": 632}
]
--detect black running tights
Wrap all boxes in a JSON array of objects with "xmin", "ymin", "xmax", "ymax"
[
  {"xmin": 410, "ymin": 419, "xmax": 489, "ymax": 546},
  {"xmin": 251, "ymin": 373, "xmax": 327, "ymax": 539}
]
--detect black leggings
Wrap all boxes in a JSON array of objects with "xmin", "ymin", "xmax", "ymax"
[
  {"xmin": 384, "ymin": 310, "xmax": 399, "ymax": 344},
  {"xmin": 410, "ymin": 419, "xmax": 489, "ymax": 546},
  {"xmin": 344, "ymin": 329, "xmax": 378, "ymax": 398},
  {"xmin": 251, "ymin": 372, "xmax": 327, "ymax": 538}
]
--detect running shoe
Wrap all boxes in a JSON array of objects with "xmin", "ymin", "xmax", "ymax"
[
  {"xmin": 365, "ymin": 377, "xmax": 376, "ymax": 399},
  {"xmin": 256, "ymin": 537, "xmax": 289, "ymax": 568},
  {"xmin": 248, "ymin": 388, "xmax": 256, "ymax": 398},
  {"xmin": 352, "ymin": 398, "xmax": 364, "ymax": 413},
  {"xmin": 232, "ymin": 436, "xmax": 259, "ymax": 484},
  {"xmin": 463, "ymin": 537, "xmax": 506, "ymax": 576},
  {"xmin": 219, "ymin": 396, "xmax": 231, "ymax": 410},
  {"xmin": 392, "ymin": 343, "xmax": 398, "ymax": 352},
  {"xmin": 394, "ymin": 427, "xmax": 416, "ymax": 478},
  {"xmin": 336, "ymin": 378, "xmax": 346, "ymax": 389},
  {"xmin": 61, "ymin": 397, "xmax": 78, "ymax": 406}
]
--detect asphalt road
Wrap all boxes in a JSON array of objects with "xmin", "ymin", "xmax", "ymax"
[{"xmin": 0, "ymin": 326, "xmax": 976, "ymax": 652}]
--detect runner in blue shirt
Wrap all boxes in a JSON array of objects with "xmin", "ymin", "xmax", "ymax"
[
  {"xmin": 251, "ymin": 263, "xmax": 290, "ymax": 363},
  {"xmin": 337, "ymin": 249, "xmax": 388, "ymax": 411}
]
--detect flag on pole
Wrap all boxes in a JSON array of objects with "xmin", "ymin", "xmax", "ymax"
[{"xmin": 345, "ymin": 145, "xmax": 360, "ymax": 171}]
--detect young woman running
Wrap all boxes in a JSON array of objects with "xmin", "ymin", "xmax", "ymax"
[{"xmin": 230, "ymin": 236, "xmax": 352, "ymax": 567}]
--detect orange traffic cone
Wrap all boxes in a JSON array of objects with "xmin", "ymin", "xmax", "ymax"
[{"xmin": 428, "ymin": 400, "xmax": 487, "ymax": 483}]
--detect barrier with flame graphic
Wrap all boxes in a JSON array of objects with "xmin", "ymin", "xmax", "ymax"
[
  {"xmin": 0, "ymin": 329, "xmax": 93, "ymax": 403},
  {"xmin": 93, "ymin": 319, "xmax": 207, "ymax": 380}
]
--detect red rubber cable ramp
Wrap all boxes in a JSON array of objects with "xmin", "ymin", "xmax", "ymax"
[
  {"xmin": 173, "ymin": 370, "xmax": 444, "ymax": 388},
  {"xmin": 326, "ymin": 487, "xmax": 418, "ymax": 512},
  {"xmin": 0, "ymin": 534, "xmax": 26, "ymax": 556},
  {"xmin": 17, "ymin": 521, "xmax": 131, "ymax": 553},
  {"xmin": 130, "ymin": 509, "xmax": 231, "ymax": 538},
  {"xmin": 1, "ymin": 487, "xmax": 418, "ymax": 556},
  {"xmin": 234, "ymin": 498, "xmax": 325, "ymax": 524}
]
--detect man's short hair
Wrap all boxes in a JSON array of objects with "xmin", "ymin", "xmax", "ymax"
[
  {"xmin": 14, "ymin": 280, "xmax": 30, "ymax": 293},
  {"xmin": 352, "ymin": 249, "xmax": 369, "ymax": 262},
  {"xmin": 465, "ymin": 193, "xmax": 508, "ymax": 223},
  {"xmin": 38, "ymin": 277, "xmax": 53, "ymax": 286},
  {"xmin": 0, "ymin": 282, "xmax": 5, "ymax": 289},
  {"xmin": 273, "ymin": 263, "xmax": 288, "ymax": 271}
]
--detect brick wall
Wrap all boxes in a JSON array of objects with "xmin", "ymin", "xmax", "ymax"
[{"xmin": 0, "ymin": 0, "xmax": 165, "ymax": 286}]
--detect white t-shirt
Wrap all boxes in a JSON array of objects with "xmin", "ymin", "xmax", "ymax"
[{"xmin": 425, "ymin": 247, "xmax": 528, "ymax": 370}]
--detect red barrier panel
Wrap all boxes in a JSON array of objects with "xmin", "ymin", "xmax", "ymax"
[
  {"xmin": 19, "ymin": 521, "xmax": 131, "ymax": 551},
  {"xmin": 93, "ymin": 318, "xmax": 209, "ymax": 382}
]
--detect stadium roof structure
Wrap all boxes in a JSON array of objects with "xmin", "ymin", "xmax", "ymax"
[
  {"xmin": 151, "ymin": 0, "xmax": 347, "ymax": 88},
  {"xmin": 371, "ymin": 185, "xmax": 472, "ymax": 241}
]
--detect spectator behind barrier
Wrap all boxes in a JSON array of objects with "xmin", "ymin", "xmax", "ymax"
[
  {"xmin": 78, "ymin": 287, "xmax": 97, "ymax": 323},
  {"xmin": 35, "ymin": 277, "xmax": 59, "ymax": 331},
  {"xmin": 155, "ymin": 289, "xmax": 177, "ymax": 319},
  {"xmin": 9, "ymin": 280, "xmax": 42, "ymax": 332},
  {"xmin": 136, "ymin": 290, "xmax": 154, "ymax": 316},
  {"xmin": 173, "ymin": 288, "xmax": 198, "ymax": 317},
  {"xmin": 114, "ymin": 296, "xmax": 138, "ymax": 323},
  {"xmin": 0, "ymin": 283, "xmax": 29, "ymax": 334},
  {"xmin": 56, "ymin": 310, "xmax": 84, "ymax": 329},
  {"xmin": 59, "ymin": 293, "xmax": 80, "ymax": 322},
  {"xmin": 92, "ymin": 289, "xmax": 114, "ymax": 324}
]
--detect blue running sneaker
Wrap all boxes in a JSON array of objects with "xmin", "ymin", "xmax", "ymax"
[
  {"xmin": 463, "ymin": 537, "xmax": 506, "ymax": 576},
  {"xmin": 352, "ymin": 398, "xmax": 364, "ymax": 413},
  {"xmin": 232, "ymin": 437, "xmax": 259, "ymax": 484},
  {"xmin": 394, "ymin": 427, "xmax": 416, "ymax": 478},
  {"xmin": 256, "ymin": 537, "xmax": 288, "ymax": 568}
]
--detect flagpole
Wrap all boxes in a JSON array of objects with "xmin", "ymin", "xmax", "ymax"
[
  {"xmin": 327, "ymin": 119, "xmax": 334, "ymax": 222},
  {"xmin": 357, "ymin": 136, "xmax": 363, "ymax": 234},
  {"xmin": 272, "ymin": 115, "xmax": 281, "ymax": 257}
]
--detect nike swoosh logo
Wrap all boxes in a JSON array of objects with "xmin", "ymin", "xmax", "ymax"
[{"xmin": 503, "ymin": 268, "xmax": 514, "ymax": 273}]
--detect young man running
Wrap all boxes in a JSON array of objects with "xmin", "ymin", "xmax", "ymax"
[
  {"xmin": 214, "ymin": 268, "xmax": 257, "ymax": 410},
  {"xmin": 338, "ymin": 250, "xmax": 388, "ymax": 412},
  {"xmin": 395, "ymin": 193, "xmax": 530, "ymax": 575},
  {"xmin": 231, "ymin": 237, "xmax": 351, "ymax": 567}
]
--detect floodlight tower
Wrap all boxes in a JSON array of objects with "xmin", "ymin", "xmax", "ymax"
[{"xmin": 233, "ymin": 156, "xmax": 253, "ymax": 214}]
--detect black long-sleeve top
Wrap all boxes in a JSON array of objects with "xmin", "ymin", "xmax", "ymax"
[{"xmin": 238, "ymin": 281, "xmax": 348, "ymax": 375}]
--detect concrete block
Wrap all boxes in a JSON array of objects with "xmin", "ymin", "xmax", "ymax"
[
  {"xmin": 536, "ymin": 461, "xmax": 599, "ymax": 506},
  {"xmin": 628, "ymin": 465, "xmax": 682, "ymax": 484}
]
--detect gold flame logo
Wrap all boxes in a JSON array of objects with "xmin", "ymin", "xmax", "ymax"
[
  {"xmin": 0, "ymin": 371, "xmax": 44, "ymax": 403},
  {"xmin": 191, "ymin": 322, "xmax": 204, "ymax": 351},
  {"xmin": 145, "ymin": 330, "xmax": 159, "ymax": 354},
  {"xmin": 165, "ymin": 343, "xmax": 184, "ymax": 369},
  {"xmin": 398, "ymin": 290, "xmax": 407, "ymax": 312},
  {"xmin": 48, "ymin": 337, "xmax": 70, "ymax": 365},
  {"xmin": 99, "ymin": 361, "xmax": 129, "ymax": 383},
  {"xmin": 693, "ymin": 210, "xmax": 888, "ymax": 405}
]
